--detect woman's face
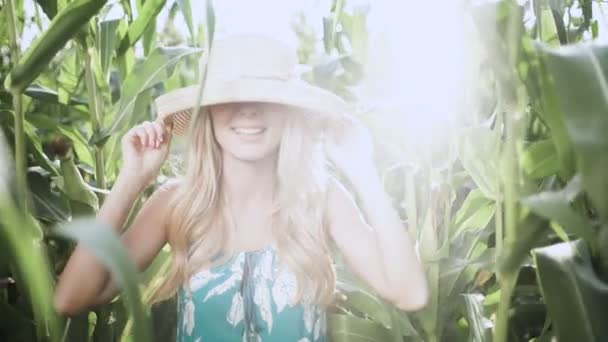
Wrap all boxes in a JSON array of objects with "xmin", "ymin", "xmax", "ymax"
[{"xmin": 209, "ymin": 102, "xmax": 288, "ymax": 162}]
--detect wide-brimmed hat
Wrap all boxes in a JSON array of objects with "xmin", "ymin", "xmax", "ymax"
[{"xmin": 154, "ymin": 34, "xmax": 348, "ymax": 135}]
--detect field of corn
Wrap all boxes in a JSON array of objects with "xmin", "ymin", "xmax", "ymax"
[{"xmin": 2, "ymin": 0, "xmax": 608, "ymax": 341}]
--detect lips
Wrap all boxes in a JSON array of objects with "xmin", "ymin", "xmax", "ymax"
[{"xmin": 231, "ymin": 127, "xmax": 266, "ymax": 135}]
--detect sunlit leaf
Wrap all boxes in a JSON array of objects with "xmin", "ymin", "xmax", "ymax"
[{"xmin": 458, "ymin": 126, "xmax": 500, "ymax": 199}]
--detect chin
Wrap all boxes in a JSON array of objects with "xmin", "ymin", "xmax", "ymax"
[{"xmin": 230, "ymin": 149, "xmax": 277, "ymax": 163}]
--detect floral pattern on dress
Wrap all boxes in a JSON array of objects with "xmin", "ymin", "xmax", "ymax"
[
  {"xmin": 271, "ymin": 262, "xmax": 298, "ymax": 314},
  {"xmin": 177, "ymin": 247, "xmax": 327, "ymax": 342}
]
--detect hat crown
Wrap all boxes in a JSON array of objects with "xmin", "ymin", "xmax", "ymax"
[{"xmin": 206, "ymin": 35, "xmax": 298, "ymax": 82}]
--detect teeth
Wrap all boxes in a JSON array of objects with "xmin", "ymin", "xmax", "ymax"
[{"xmin": 233, "ymin": 127, "xmax": 264, "ymax": 135}]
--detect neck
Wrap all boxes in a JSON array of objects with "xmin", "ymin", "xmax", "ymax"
[{"xmin": 221, "ymin": 152, "xmax": 277, "ymax": 210}]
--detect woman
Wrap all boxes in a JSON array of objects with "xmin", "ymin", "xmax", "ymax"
[{"xmin": 54, "ymin": 34, "xmax": 428, "ymax": 341}]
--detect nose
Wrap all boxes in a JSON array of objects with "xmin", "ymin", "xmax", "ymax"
[{"xmin": 235, "ymin": 103, "xmax": 262, "ymax": 118}]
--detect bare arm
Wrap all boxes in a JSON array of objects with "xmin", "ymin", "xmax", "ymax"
[
  {"xmin": 325, "ymin": 116, "xmax": 428, "ymax": 311},
  {"xmin": 54, "ymin": 120, "xmax": 174, "ymax": 316},
  {"xmin": 327, "ymin": 174, "xmax": 429, "ymax": 311}
]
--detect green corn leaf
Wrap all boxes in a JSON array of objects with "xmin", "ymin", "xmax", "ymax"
[
  {"xmin": 499, "ymin": 214, "xmax": 549, "ymax": 275},
  {"xmin": 58, "ymin": 126, "xmax": 95, "ymax": 167},
  {"xmin": 0, "ymin": 160, "xmax": 61, "ymax": 341},
  {"xmin": 98, "ymin": 18, "xmax": 121, "ymax": 79},
  {"xmin": 521, "ymin": 139, "xmax": 560, "ymax": 179},
  {"xmin": 462, "ymin": 293, "xmax": 493, "ymax": 342},
  {"xmin": 116, "ymin": 0, "xmax": 166, "ymax": 57},
  {"xmin": 541, "ymin": 43, "xmax": 608, "ymax": 220},
  {"xmin": 338, "ymin": 291, "xmax": 392, "ymax": 329},
  {"xmin": 534, "ymin": 240, "xmax": 608, "ymax": 341},
  {"xmin": 417, "ymin": 208, "xmax": 440, "ymax": 338},
  {"xmin": 205, "ymin": 0, "xmax": 215, "ymax": 49},
  {"xmin": 54, "ymin": 218, "xmax": 152, "ymax": 342},
  {"xmin": 3, "ymin": 111, "xmax": 60, "ymax": 176},
  {"xmin": 328, "ymin": 313, "xmax": 393, "ymax": 342},
  {"xmin": 98, "ymin": 46, "xmax": 202, "ymax": 143},
  {"xmin": 35, "ymin": 0, "xmax": 58, "ymax": 19},
  {"xmin": 323, "ymin": 16, "xmax": 333, "ymax": 54},
  {"xmin": 450, "ymin": 189, "xmax": 496, "ymax": 240},
  {"xmin": 58, "ymin": 153, "xmax": 99, "ymax": 216},
  {"xmin": 5, "ymin": 0, "xmax": 108, "ymax": 93},
  {"xmin": 458, "ymin": 126, "xmax": 500, "ymax": 200},
  {"xmin": 177, "ymin": 0, "xmax": 195, "ymax": 40},
  {"xmin": 522, "ymin": 175, "xmax": 596, "ymax": 252},
  {"xmin": 24, "ymin": 84, "xmax": 88, "ymax": 105},
  {"xmin": 28, "ymin": 168, "xmax": 71, "ymax": 223}
]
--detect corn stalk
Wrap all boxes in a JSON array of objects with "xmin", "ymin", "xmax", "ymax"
[
  {"xmin": 494, "ymin": 2, "xmax": 526, "ymax": 341},
  {"xmin": 5, "ymin": 0, "xmax": 28, "ymax": 213},
  {"xmin": 82, "ymin": 43, "xmax": 107, "ymax": 191}
]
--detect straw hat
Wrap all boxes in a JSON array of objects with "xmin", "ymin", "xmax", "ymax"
[{"xmin": 154, "ymin": 34, "xmax": 349, "ymax": 135}]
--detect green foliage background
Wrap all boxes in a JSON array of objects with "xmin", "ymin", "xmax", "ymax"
[{"xmin": 1, "ymin": 0, "xmax": 608, "ymax": 341}]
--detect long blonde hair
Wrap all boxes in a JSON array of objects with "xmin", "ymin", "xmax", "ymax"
[{"xmin": 146, "ymin": 106, "xmax": 336, "ymax": 308}]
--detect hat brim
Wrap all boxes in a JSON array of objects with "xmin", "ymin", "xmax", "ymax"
[{"xmin": 154, "ymin": 78, "xmax": 348, "ymax": 135}]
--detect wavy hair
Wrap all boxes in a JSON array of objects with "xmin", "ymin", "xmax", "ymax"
[{"xmin": 146, "ymin": 106, "xmax": 336, "ymax": 308}]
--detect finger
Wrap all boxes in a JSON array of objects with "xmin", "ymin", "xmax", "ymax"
[
  {"xmin": 161, "ymin": 119, "xmax": 174, "ymax": 144},
  {"xmin": 143, "ymin": 122, "xmax": 159, "ymax": 148},
  {"xmin": 166, "ymin": 120, "xmax": 174, "ymax": 135},
  {"xmin": 152, "ymin": 121, "xmax": 166, "ymax": 145},
  {"xmin": 135, "ymin": 126, "xmax": 148, "ymax": 148},
  {"xmin": 125, "ymin": 126, "xmax": 140, "ymax": 144}
]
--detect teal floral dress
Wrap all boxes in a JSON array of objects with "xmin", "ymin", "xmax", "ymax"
[{"xmin": 176, "ymin": 245, "xmax": 327, "ymax": 341}]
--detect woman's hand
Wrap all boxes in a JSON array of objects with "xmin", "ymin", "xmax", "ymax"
[
  {"xmin": 325, "ymin": 115, "xmax": 375, "ymax": 181},
  {"xmin": 120, "ymin": 120, "xmax": 172, "ymax": 187}
]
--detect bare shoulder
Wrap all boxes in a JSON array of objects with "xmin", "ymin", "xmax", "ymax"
[{"xmin": 141, "ymin": 178, "xmax": 183, "ymax": 211}]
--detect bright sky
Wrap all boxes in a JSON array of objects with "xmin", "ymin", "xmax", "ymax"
[
  {"xmin": 184, "ymin": 0, "xmax": 330, "ymax": 44},
  {"xmin": 20, "ymin": 0, "xmax": 473, "ymax": 150}
]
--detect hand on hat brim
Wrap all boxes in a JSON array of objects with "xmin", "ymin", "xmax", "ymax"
[{"xmin": 324, "ymin": 116, "xmax": 375, "ymax": 179}]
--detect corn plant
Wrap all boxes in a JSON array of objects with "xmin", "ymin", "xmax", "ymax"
[
  {"xmin": 472, "ymin": 1, "xmax": 608, "ymax": 341},
  {"xmin": 1, "ymin": 0, "xmax": 204, "ymax": 340},
  {"xmin": 4, "ymin": 0, "xmax": 608, "ymax": 341}
]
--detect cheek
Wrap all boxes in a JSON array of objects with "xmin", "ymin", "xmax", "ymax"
[
  {"xmin": 266, "ymin": 113, "xmax": 287, "ymax": 145},
  {"xmin": 210, "ymin": 110, "xmax": 229, "ymax": 131},
  {"xmin": 210, "ymin": 111, "xmax": 231, "ymax": 143},
  {"xmin": 265, "ymin": 124, "xmax": 284, "ymax": 150}
]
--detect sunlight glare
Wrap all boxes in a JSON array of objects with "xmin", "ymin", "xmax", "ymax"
[{"xmin": 363, "ymin": 1, "xmax": 472, "ymax": 163}]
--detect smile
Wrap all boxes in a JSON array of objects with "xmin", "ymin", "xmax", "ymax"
[{"xmin": 232, "ymin": 127, "xmax": 266, "ymax": 135}]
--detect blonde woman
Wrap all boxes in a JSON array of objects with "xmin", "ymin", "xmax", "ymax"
[{"xmin": 54, "ymin": 34, "xmax": 428, "ymax": 342}]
